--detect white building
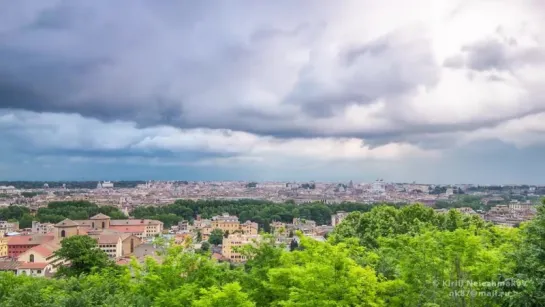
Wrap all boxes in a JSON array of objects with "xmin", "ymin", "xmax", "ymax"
[
  {"xmin": 31, "ymin": 221, "xmax": 55, "ymax": 235},
  {"xmin": 101, "ymin": 181, "xmax": 114, "ymax": 189},
  {"xmin": 0, "ymin": 221, "xmax": 19, "ymax": 233},
  {"xmin": 371, "ymin": 180, "xmax": 386, "ymax": 194},
  {"xmin": 0, "ymin": 186, "xmax": 17, "ymax": 194}
]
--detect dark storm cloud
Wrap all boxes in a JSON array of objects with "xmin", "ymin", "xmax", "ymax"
[
  {"xmin": 0, "ymin": 0, "xmax": 441, "ymax": 139},
  {"xmin": 1, "ymin": 0, "xmax": 544, "ymax": 151}
]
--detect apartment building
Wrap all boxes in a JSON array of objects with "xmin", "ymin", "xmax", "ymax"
[
  {"xmin": 0, "ymin": 235, "xmax": 7, "ymax": 257},
  {"xmin": 270, "ymin": 221, "xmax": 287, "ymax": 234},
  {"xmin": 31, "ymin": 221, "xmax": 55, "ymax": 235},
  {"xmin": 0, "ymin": 221, "xmax": 19, "ymax": 233},
  {"xmin": 222, "ymin": 233, "xmax": 260, "ymax": 263},
  {"xmin": 239, "ymin": 221, "xmax": 259, "ymax": 235},
  {"xmin": 87, "ymin": 229, "xmax": 141, "ymax": 258},
  {"xmin": 195, "ymin": 213, "xmax": 259, "ymax": 241},
  {"xmin": 211, "ymin": 213, "xmax": 240, "ymax": 231},
  {"xmin": 95, "ymin": 235, "xmax": 123, "ymax": 259}
]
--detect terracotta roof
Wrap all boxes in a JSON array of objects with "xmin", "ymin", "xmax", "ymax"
[
  {"xmin": 110, "ymin": 219, "xmax": 162, "ymax": 226},
  {"xmin": 0, "ymin": 261, "xmax": 21, "ymax": 270},
  {"xmin": 55, "ymin": 219, "xmax": 79, "ymax": 227},
  {"xmin": 18, "ymin": 262, "xmax": 48, "ymax": 269},
  {"xmin": 90, "ymin": 213, "xmax": 111, "ymax": 220},
  {"xmin": 22, "ymin": 241, "xmax": 60, "ymax": 259},
  {"xmin": 109, "ymin": 225, "xmax": 146, "ymax": 233},
  {"xmin": 96, "ymin": 234, "xmax": 121, "ymax": 245},
  {"xmin": 8, "ymin": 235, "xmax": 54, "ymax": 246}
]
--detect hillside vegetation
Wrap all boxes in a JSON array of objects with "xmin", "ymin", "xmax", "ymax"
[{"xmin": 1, "ymin": 201, "xmax": 545, "ymax": 306}]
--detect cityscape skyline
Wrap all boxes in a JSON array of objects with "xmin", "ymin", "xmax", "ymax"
[{"xmin": 1, "ymin": 1, "xmax": 545, "ymax": 184}]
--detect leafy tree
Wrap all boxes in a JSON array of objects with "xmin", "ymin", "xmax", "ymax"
[
  {"xmin": 289, "ymin": 239, "xmax": 299, "ymax": 251},
  {"xmin": 266, "ymin": 236, "xmax": 383, "ymax": 306},
  {"xmin": 54, "ymin": 235, "xmax": 115, "ymax": 277},
  {"xmin": 0, "ymin": 200, "xmax": 540, "ymax": 307},
  {"xmin": 209, "ymin": 228, "xmax": 224, "ymax": 245},
  {"xmin": 193, "ymin": 282, "xmax": 255, "ymax": 307},
  {"xmin": 200, "ymin": 241, "xmax": 211, "ymax": 253},
  {"xmin": 508, "ymin": 200, "xmax": 545, "ymax": 306}
]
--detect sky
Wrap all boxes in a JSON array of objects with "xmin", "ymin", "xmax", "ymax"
[{"xmin": 1, "ymin": 0, "xmax": 545, "ymax": 184}]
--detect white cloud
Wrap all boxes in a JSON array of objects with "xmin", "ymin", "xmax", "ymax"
[
  {"xmin": 0, "ymin": 111, "xmax": 437, "ymax": 165},
  {"xmin": 461, "ymin": 112, "xmax": 545, "ymax": 148}
]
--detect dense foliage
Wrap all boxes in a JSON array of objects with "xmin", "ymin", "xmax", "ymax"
[
  {"xmin": 0, "ymin": 201, "xmax": 126, "ymax": 228},
  {"xmin": 131, "ymin": 199, "xmax": 404, "ymax": 229},
  {"xmin": 36, "ymin": 201, "xmax": 127, "ymax": 223},
  {"xmin": 54, "ymin": 236, "xmax": 118, "ymax": 278},
  {"xmin": 2, "ymin": 201, "xmax": 545, "ymax": 306}
]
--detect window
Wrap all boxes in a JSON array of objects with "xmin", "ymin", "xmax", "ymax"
[
  {"xmin": 61, "ymin": 230, "xmax": 66, "ymax": 238},
  {"xmin": 29, "ymin": 254, "xmax": 34, "ymax": 263},
  {"xmin": 130, "ymin": 238, "xmax": 134, "ymax": 253},
  {"xmin": 37, "ymin": 270, "xmax": 41, "ymax": 274},
  {"xmin": 92, "ymin": 222, "xmax": 95, "ymax": 228},
  {"xmin": 102, "ymin": 221, "xmax": 105, "ymax": 229}
]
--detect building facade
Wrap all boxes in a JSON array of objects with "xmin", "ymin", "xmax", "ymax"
[
  {"xmin": 0, "ymin": 236, "xmax": 7, "ymax": 257},
  {"xmin": 222, "ymin": 233, "xmax": 260, "ymax": 263},
  {"xmin": 31, "ymin": 221, "xmax": 55, "ymax": 235},
  {"xmin": 196, "ymin": 214, "xmax": 259, "ymax": 241},
  {"xmin": 0, "ymin": 221, "xmax": 19, "ymax": 233}
]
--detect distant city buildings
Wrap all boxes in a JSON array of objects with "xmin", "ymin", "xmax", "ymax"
[
  {"xmin": 97, "ymin": 181, "xmax": 114, "ymax": 189},
  {"xmin": 222, "ymin": 233, "xmax": 260, "ymax": 263},
  {"xmin": 0, "ymin": 221, "xmax": 19, "ymax": 234},
  {"xmin": 192, "ymin": 213, "xmax": 258, "ymax": 241},
  {"xmin": 31, "ymin": 221, "xmax": 55, "ymax": 235},
  {"xmin": 0, "ymin": 213, "xmax": 164, "ymax": 277}
]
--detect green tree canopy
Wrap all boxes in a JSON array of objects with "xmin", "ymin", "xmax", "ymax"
[
  {"xmin": 54, "ymin": 235, "xmax": 116, "ymax": 277},
  {"xmin": 209, "ymin": 228, "xmax": 224, "ymax": 245}
]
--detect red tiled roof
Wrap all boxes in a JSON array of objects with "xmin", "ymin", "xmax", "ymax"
[
  {"xmin": 19, "ymin": 262, "xmax": 48, "ymax": 269},
  {"xmin": 110, "ymin": 219, "xmax": 162, "ymax": 226},
  {"xmin": 22, "ymin": 241, "xmax": 60, "ymax": 259},
  {"xmin": 109, "ymin": 225, "xmax": 145, "ymax": 233},
  {"xmin": 8, "ymin": 235, "xmax": 54, "ymax": 246}
]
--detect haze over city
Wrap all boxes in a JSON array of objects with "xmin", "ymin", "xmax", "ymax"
[{"xmin": 1, "ymin": 0, "xmax": 545, "ymax": 184}]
